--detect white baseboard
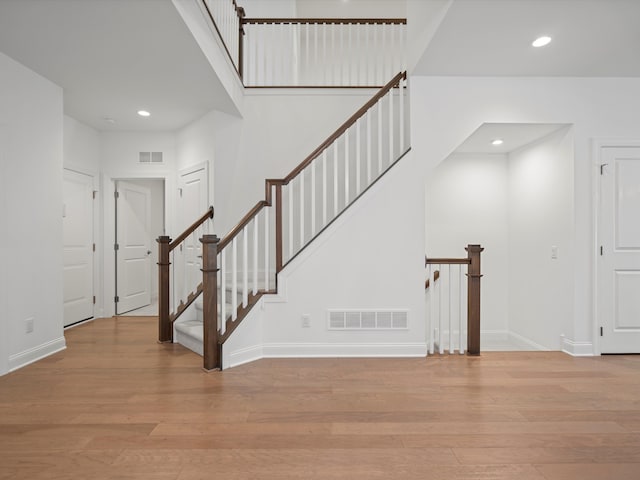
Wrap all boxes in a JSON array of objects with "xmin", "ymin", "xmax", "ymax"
[
  {"xmin": 262, "ymin": 342, "xmax": 427, "ymax": 358},
  {"xmin": 225, "ymin": 344, "xmax": 264, "ymax": 369},
  {"xmin": 509, "ymin": 331, "xmax": 550, "ymax": 351},
  {"xmin": 561, "ymin": 335, "xmax": 594, "ymax": 356},
  {"xmin": 9, "ymin": 337, "xmax": 66, "ymax": 372},
  {"xmin": 481, "ymin": 330, "xmax": 550, "ymax": 351}
]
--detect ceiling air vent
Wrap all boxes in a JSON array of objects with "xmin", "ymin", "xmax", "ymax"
[
  {"xmin": 139, "ymin": 151, "xmax": 163, "ymax": 164},
  {"xmin": 328, "ymin": 310, "xmax": 409, "ymax": 331}
]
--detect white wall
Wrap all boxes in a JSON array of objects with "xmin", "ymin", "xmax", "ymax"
[
  {"xmin": 411, "ymin": 75, "xmax": 640, "ymax": 354},
  {"xmin": 426, "ymin": 153, "xmax": 509, "ymax": 334},
  {"xmin": 242, "ymin": 0, "xmax": 296, "ymax": 16},
  {"xmin": 296, "ymin": 0, "xmax": 404, "ymax": 17},
  {"xmin": 0, "ymin": 52, "xmax": 65, "ymax": 374},
  {"xmin": 63, "ymin": 116, "xmax": 100, "ymax": 174},
  {"xmin": 508, "ymin": 127, "xmax": 574, "ymax": 349}
]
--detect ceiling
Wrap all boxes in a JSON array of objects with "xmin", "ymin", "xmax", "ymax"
[
  {"xmin": 0, "ymin": 0, "xmax": 638, "ymax": 134},
  {"xmin": 413, "ymin": 0, "xmax": 640, "ymax": 77},
  {"xmin": 454, "ymin": 123, "xmax": 569, "ymax": 155},
  {"xmin": 0, "ymin": 0, "xmax": 236, "ymax": 132}
]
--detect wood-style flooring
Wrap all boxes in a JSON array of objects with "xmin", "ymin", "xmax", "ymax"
[{"xmin": 1, "ymin": 316, "xmax": 640, "ymax": 479}]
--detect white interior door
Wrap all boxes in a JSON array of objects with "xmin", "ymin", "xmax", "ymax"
[
  {"xmin": 178, "ymin": 166, "xmax": 208, "ymax": 299},
  {"xmin": 63, "ymin": 169, "xmax": 94, "ymax": 326},
  {"xmin": 599, "ymin": 146, "xmax": 640, "ymax": 353},
  {"xmin": 116, "ymin": 180, "xmax": 152, "ymax": 314}
]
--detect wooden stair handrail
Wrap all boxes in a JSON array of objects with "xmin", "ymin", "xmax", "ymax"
[
  {"xmin": 158, "ymin": 206, "xmax": 214, "ymax": 343},
  {"xmin": 284, "ymin": 71, "xmax": 406, "ymax": 182},
  {"xmin": 217, "ymin": 72, "xmax": 405, "ymax": 253},
  {"xmin": 169, "ymin": 206, "xmax": 214, "ymax": 251},
  {"xmin": 425, "ymin": 258, "xmax": 471, "ymax": 265}
]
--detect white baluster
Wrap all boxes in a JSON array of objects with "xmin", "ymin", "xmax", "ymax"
[
  {"xmin": 344, "ymin": 128, "xmax": 350, "ymax": 205},
  {"xmin": 339, "ymin": 23, "xmax": 344, "ymax": 85},
  {"xmin": 253, "ymin": 217, "xmax": 258, "ymax": 296},
  {"xmin": 347, "ymin": 22, "xmax": 352, "ymax": 85},
  {"xmin": 425, "ymin": 264, "xmax": 433, "ymax": 354},
  {"xmin": 356, "ymin": 117, "xmax": 361, "ymax": 195},
  {"xmin": 429, "ymin": 265, "xmax": 436, "ymax": 354},
  {"xmin": 448, "ymin": 264, "xmax": 453, "ymax": 354},
  {"xmin": 399, "ymin": 76, "xmax": 405, "ymax": 153},
  {"xmin": 288, "ymin": 180, "xmax": 293, "ymax": 259},
  {"xmin": 264, "ymin": 207, "xmax": 269, "ymax": 291},
  {"xmin": 461, "ymin": 264, "xmax": 467, "ymax": 354},
  {"xmin": 377, "ymin": 99, "xmax": 383, "ymax": 174},
  {"xmin": 322, "ymin": 22, "xmax": 327, "ymax": 85},
  {"xmin": 438, "ymin": 264, "xmax": 443, "ymax": 354},
  {"xmin": 322, "ymin": 150, "xmax": 327, "ymax": 226},
  {"xmin": 232, "ymin": 237, "xmax": 238, "ymax": 321},
  {"xmin": 220, "ymin": 248, "xmax": 226, "ymax": 335},
  {"xmin": 279, "ymin": 22, "xmax": 286, "ymax": 85},
  {"xmin": 366, "ymin": 109, "xmax": 372, "ymax": 183},
  {"xmin": 389, "ymin": 89, "xmax": 394, "ymax": 164},
  {"xmin": 242, "ymin": 226, "xmax": 248, "ymax": 307},
  {"xmin": 305, "ymin": 22, "xmax": 310, "ymax": 85},
  {"xmin": 311, "ymin": 160, "xmax": 316, "ymax": 237},
  {"xmin": 381, "ymin": 23, "xmax": 386, "ymax": 85},
  {"xmin": 333, "ymin": 142, "xmax": 339, "ymax": 217},
  {"xmin": 372, "ymin": 23, "xmax": 377, "ymax": 86},
  {"xmin": 356, "ymin": 22, "xmax": 361, "ymax": 86},
  {"xmin": 459, "ymin": 265, "xmax": 464, "ymax": 355},
  {"xmin": 300, "ymin": 169, "xmax": 305, "ymax": 247}
]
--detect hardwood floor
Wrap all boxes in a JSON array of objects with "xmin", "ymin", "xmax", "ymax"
[{"xmin": 1, "ymin": 316, "xmax": 640, "ymax": 479}]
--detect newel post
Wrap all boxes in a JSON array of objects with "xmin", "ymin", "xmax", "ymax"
[
  {"xmin": 201, "ymin": 234, "xmax": 221, "ymax": 371},
  {"xmin": 466, "ymin": 244, "xmax": 483, "ymax": 356},
  {"xmin": 158, "ymin": 236, "xmax": 172, "ymax": 343}
]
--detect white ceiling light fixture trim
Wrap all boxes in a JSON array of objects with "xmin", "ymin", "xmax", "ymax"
[
  {"xmin": 137, "ymin": 110, "xmax": 151, "ymax": 117},
  {"xmin": 532, "ymin": 36, "xmax": 552, "ymax": 48},
  {"xmin": 491, "ymin": 139, "xmax": 504, "ymax": 146}
]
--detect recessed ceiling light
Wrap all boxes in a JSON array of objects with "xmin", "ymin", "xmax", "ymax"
[
  {"xmin": 491, "ymin": 139, "xmax": 504, "ymax": 146},
  {"xmin": 137, "ymin": 110, "xmax": 151, "ymax": 117},
  {"xmin": 532, "ymin": 36, "xmax": 552, "ymax": 48}
]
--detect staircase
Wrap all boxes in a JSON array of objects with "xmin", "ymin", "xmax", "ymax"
[
  {"xmin": 159, "ymin": 71, "xmax": 410, "ymax": 369},
  {"xmin": 156, "ymin": 3, "xmax": 424, "ymax": 370}
]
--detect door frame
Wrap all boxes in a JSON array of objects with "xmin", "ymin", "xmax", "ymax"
[
  {"xmin": 63, "ymin": 166, "xmax": 100, "ymax": 324},
  {"xmin": 592, "ymin": 139, "xmax": 640, "ymax": 355},
  {"xmin": 103, "ymin": 172, "xmax": 174, "ymax": 317}
]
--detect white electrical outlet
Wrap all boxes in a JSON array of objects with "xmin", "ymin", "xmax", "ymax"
[
  {"xmin": 302, "ymin": 314, "xmax": 311, "ymax": 328},
  {"xmin": 25, "ymin": 317, "xmax": 34, "ymax": 334},
  {"xmin": 551, "ymin": 245, "xmax": 559, "ymax": 259}
]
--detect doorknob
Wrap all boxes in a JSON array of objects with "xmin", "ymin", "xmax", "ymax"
[
  {"xmin": 197, "ymin": 255, "xmax": 202, "ymax": 258},
  {"xmin": 147, "ymin": 250, "xmax": 152, "ymax": 255}
]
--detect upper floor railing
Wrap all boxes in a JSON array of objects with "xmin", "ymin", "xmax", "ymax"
[
  {"xmin": 242, "ymin": 18, "xmax": 406, "ymax": 87},
  {"xmin": 200, "ymin": 0, "xmax": 406, "ymax": 88}
]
